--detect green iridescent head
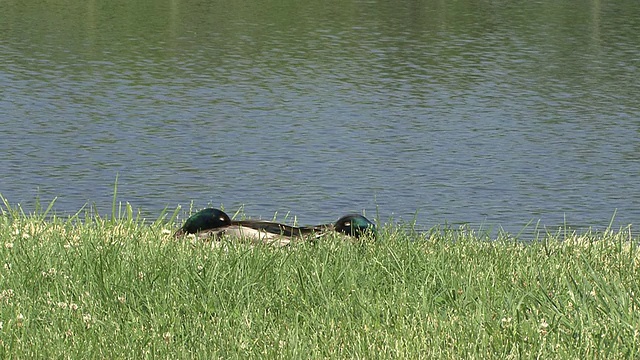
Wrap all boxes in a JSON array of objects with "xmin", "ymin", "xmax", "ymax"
[
  {"xmin": 334, "ymin": 214, "xmax": 377, "ymax": 239},
  {"xmin": 174, "ymin": 208, "xmax": 231, "ymax": 237}
]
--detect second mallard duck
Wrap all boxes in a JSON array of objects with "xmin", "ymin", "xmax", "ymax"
[{"xmin": 300, "ymin": 213, "xmax": 377, "ymax": 239}]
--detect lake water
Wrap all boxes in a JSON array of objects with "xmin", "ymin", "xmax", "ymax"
[{"xmin": 1, "ymin": 0, "xmax": 639, "ymax": 236}]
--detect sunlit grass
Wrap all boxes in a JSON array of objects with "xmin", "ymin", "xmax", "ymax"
[{"xmin": 1, "ymin": 194, "xmax": 639, "ymax": 358}]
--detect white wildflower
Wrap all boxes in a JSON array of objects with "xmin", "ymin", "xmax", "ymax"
[
  {"xmin": 501, "ymin": 317, "xmax": 512, "ymax": 325},
  {"xmin": 539, "ymin": 319, "xmax": 549, "ymax": 335},
  {"xmin": 83, "ymin": 313, "xmax": 93, "ymax": 328},
  {"xmin": 0, "ymin": 289, "xmax": 15, "ymax": 302},
  {"xmin": 163, "ymin": 332, "xmax": 172, "ymax": 344}
]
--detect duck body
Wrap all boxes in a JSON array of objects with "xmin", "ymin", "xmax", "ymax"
[{"xmin": 226, "ymin": 220, "xmax": 322, "ymax": 246}]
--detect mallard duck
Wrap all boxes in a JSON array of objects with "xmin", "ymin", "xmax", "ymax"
[
  {"xmin": 304, "ymin": 214, "xmax": 377, "ymax": 239},
  {"xmin": 332, "ymin": 213, "xmax": 377, "ymax": 239},
  {"xmin": 173, "ymin": 208, "xmax": 377, "ymax": 245},
  {"xmin": 173, "ymin": 208, "xmax": 319, "ymax": 246}
]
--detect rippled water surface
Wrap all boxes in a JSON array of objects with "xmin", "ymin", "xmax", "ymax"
[{"xmin": 1, "ymin": 0, "xmax": 639, "ymax": 234}]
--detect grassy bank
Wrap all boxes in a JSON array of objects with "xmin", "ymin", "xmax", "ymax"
[{"xmin": 0, "ymin": 200, "xmax": 639, "ymax": 358}]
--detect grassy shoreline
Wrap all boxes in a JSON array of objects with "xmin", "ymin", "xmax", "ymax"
[{"xmin": 1, "ymin": 199, "xmax": 639, "ymax": 358}]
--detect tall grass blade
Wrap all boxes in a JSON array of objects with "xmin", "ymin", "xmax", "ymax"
[{"xmin": 111, "ymin": 173, "xmax": 119, "ymax": 224}]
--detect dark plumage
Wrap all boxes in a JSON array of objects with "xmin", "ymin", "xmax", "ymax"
[
  {"xmin": 173, "ymin": 208, "xmax": 231, "ymax": 238},
  {"xmin": 332, "ymin": 214, "xmax": 377, "ymax": 238}
]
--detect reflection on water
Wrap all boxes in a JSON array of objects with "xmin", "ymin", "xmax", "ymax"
[{"xmin": 1, "ymin": 0, "xmax": 639, "ymax": 235}]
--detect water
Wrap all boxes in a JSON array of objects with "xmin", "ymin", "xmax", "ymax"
[{"xmin": 1, "ymin": 0, "xmax": 639, "ymax": 235}]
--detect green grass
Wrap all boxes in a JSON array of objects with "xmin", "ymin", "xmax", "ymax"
[{"xmin": 1, "ymin": 196, "xmax": 639, "ymax": 359}]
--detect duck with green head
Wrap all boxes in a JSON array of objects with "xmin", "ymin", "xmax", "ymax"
[
  {"xmin": 303, "ymin": 213, "xmax": 377, "ymax": 239},
  {"xmin": 333, "ymin": 213, "xmax": 377, "ymax": 239},
  {"xmin": 173, "ymin": 208, "xmax": 319, "ymax": 246}
]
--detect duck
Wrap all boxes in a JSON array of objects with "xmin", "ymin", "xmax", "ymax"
[
  {"xmin": 304, "ymin": 213, "xmax": 377, "ymax": 239},
  {"xmin": 333, "ymin": 213, "xmax": 377, "ymax": 239},
  {"xmin": 173, "ymin": 208, "xmax": 319, "ymax": 246},
  {"xmin": 173, "ymin": 208, "xmax": 377, "ymax": 245}
]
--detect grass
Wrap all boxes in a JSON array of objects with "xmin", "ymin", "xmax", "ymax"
[{"xmin": 1, "ymin": 195, "xmax": 639, "ymax": 359}]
